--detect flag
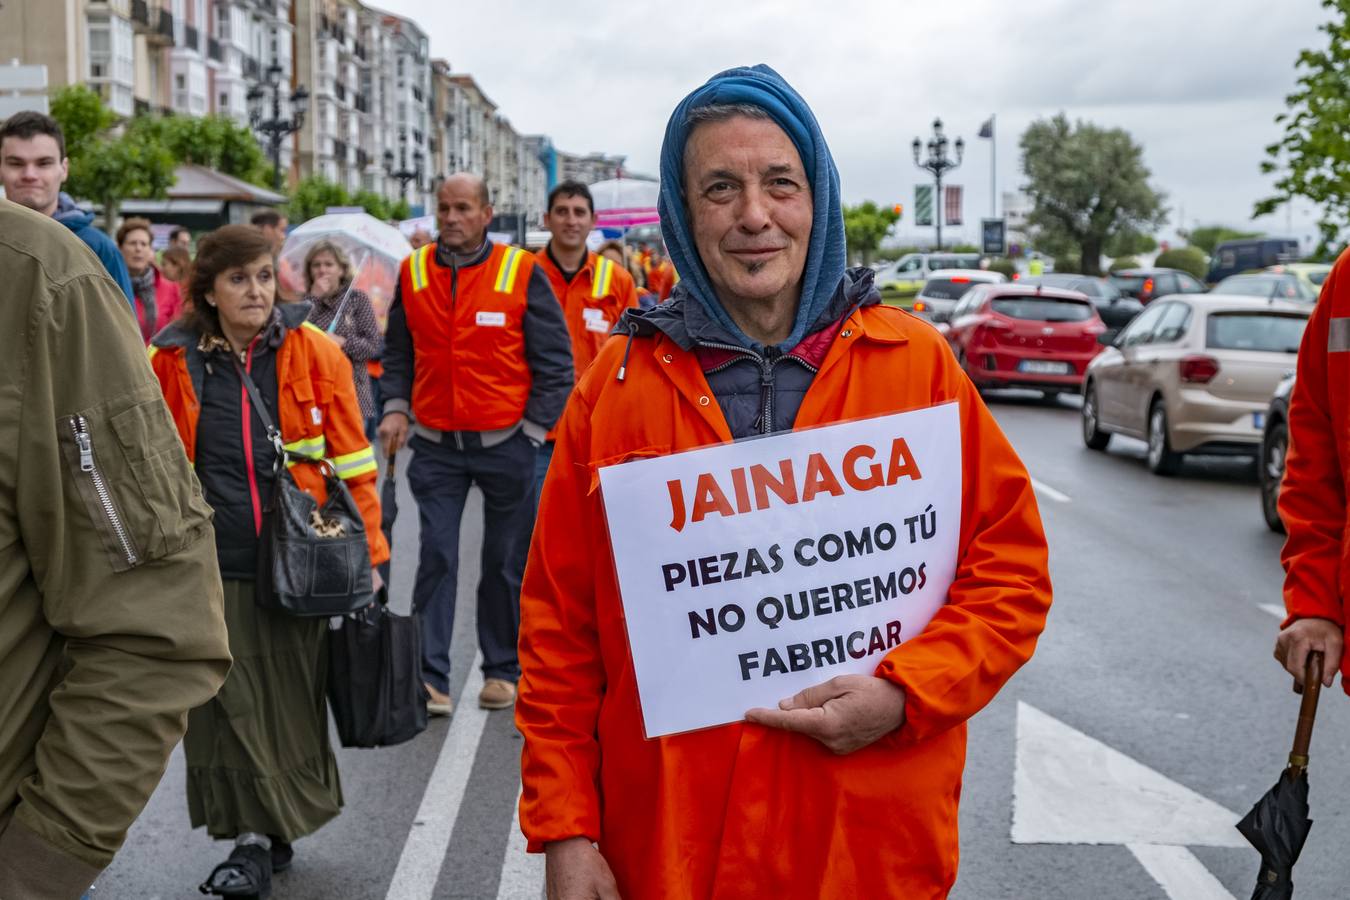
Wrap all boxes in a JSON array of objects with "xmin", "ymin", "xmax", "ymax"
[
  {"xmin": 945, "ymin": 185, "xmax": 963, "ymax": 226},
  {"xmin": 978, "ymin": 116, "xmax": 994, "ymax": 139},
  {"xmin": 915, "ymin": 185, "xmax": 933, "ymax": 227}
]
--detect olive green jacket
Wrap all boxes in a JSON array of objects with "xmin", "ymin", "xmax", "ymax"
[{"xmin": 0, "ymin": 201, "xmax": 230, "ymax": 899}]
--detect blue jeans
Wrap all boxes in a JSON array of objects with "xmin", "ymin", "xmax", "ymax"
[
  {"xmin": 407, "ymin": 431, "xmax": 537, "ymax": 693},
  {"xmin": 531, "ymin": 440, "xmax": 555, "ymax": 511}
]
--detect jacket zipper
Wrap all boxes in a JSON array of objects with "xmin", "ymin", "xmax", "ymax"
[
  {"xmin": 695, "ymin": 341, "xmax": 820, "ymax": 434},
  {"xmin": 72, "ymin": 415, "xmax": 140, "ymax": 567}
]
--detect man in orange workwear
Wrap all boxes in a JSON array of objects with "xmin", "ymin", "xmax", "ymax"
[
  {"xmin": 515, "ymin": 65, "xmax": 1053, "ymax": 899},
  {"xmin": 1275, "ymin": 251, "xmax": 1350, "ymax": 691},
  {"xmin": 645, "ymin": 245, "xmax": 676, "ymax": 301},
  {"xmin": 533, "ymin": 180, "xmax": 639, "ymax": 497}
]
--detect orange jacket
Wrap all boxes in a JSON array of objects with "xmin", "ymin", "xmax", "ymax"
[
  {"xmin": 1280, "ymin": 248, "xmax": 1350, "ymax": 690},
  {"xmin": 517, "ymin": 304, "xmax": 1052, "ymax": 898},
  {"xmin": 646, "ymin": 259, "xmax": 676, "ymax": 301},
  {"xmin": 534, "ymin": 249, "xmax": 640, "ymax": 378},
  {"xmin": 398, "ymin": 242, "xmax": 537, "ymax": 431},
  {"xmin": 148, "ymin": 314, "xmax": 389, "ymax": 568}
]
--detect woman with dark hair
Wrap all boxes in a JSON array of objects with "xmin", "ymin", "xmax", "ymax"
[
  {"xmin": 117, "ymin": 217, "xmax": 183, "ymax": 342},
  {"xmin": 160, "ymin": 244, "xmax": 193, "ymax": 300},
  {"xmin": 147, "ymin": 224, "xmax": 388, "ymax": 897},
  {"xmin": 300, "ymin": 239, "xmax": 383, "ymax": 436}
]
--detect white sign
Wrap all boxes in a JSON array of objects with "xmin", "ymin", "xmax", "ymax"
[{"xmin": 599, "ymin": 403, "xmax": 962, "ymax": 737}]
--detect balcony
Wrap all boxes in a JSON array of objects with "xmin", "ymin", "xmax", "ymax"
[
  {"xmin": 354, "ymin": 42, "xmax": 367, "ymax": 61},
  {"xmin": 155, "ymin": 9, "xmax": 175, "ymax": 44},
  {"xmin": 185, "ymin": 25, "xmax": 199, "ymax": 52},
  {"xmin": 334, "ymin": 82, "xmax": 346, "ymax": 103},
  {"xmin": 243, "ymin": 55, "xmax": 260, "ymax": 79},
  {"xmin": 354, "ymin": 93, "xmax": 368, "ymax": 113},
  {"xmin": 131, "ymin": 0, "xmax": 150, "ymax": 28},
  {"xmin": 208, "ymin": 37, "xmax": 224, "ymax": 62}
]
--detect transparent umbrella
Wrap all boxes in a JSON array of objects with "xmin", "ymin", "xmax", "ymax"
[{"xmin": 278, "ymin": 213, "xmax": 413, "ymax": 328}]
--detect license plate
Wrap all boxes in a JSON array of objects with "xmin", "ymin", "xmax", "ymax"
[
  {"xmin": 1253, "ymin": 411, "xmax": 1265, "ymax": 429},
  {"xmin": 1018, "ymin": 360, "xmax": 1072, "ymax": 375}
]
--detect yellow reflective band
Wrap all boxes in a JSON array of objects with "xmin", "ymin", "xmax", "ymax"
[
  {"xmin": 592, "ymin": 257, "xmax": 614, "ymax": 298},
  {"xmin": 332, "ymin": 446, "xmax": 378, "ymax": 479},
  {"xmin": 301, "ymin": 321, "xmax": 329, "ymax": 340},
  {"xmin": 282, "ymin": 436, "xmax": 327, "ymax": 459},
  {"xmin": 410, "ymin": 244, "xmax": 431, "ymax": 292},
  {"xmin": 496, "ymin": 247, "xmax": 523, "ymax": 293},
  {"xmin": 337, "ymin": 458, "xmax": 378, "ymax": 480}
]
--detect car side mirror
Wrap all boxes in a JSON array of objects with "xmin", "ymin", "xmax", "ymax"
[{"xmin": 1098, "ymin": 329, "xmax": 1120, "ymax": 347}]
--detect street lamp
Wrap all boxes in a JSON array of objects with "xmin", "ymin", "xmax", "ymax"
[
  {"xmin": 247, "ymin": 63, "xmax": 308, "ymax": 191},
  {"xmin": 912, "ymin": 118, "xmax": 964, "ymax": 251},
  {"xmin": 384, "ymin": 140, "xmax": 423, "ymax": 200}
]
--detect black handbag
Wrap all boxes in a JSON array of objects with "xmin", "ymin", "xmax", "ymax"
[
  {"xmin": 327, "ymin": 588, "xmax": 428, "ymax": 748},
  {"xmin": 236, "ymin": 360, "xmax": 374, "ymax": 617}
]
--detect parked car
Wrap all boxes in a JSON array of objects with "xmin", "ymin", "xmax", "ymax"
[
  {"xmin": 1212, "ymin": 272, "xmax": 1318, "ymax": 303},
  {"xmin": 1208, "ymin": 237, "xmax": 1300, "ymax": 283},
  {"xmin": 874, "ymin": 252, "xmax": 982, "ymax": 303},
  {"xmin": 944, "ymin": 284, "xmax": 1107, "ymax": 399},
  {"xmin": 912, "ymin": 269, "xmax": 1007, "ymax": 321},
  {"xmin": 1081, "ymin": 296, "xmax": 1309, "ymax": 475},
  {"xmin": 1108, "ymin": 268, "xmax": 1208, "ymax": 304},
  {"xmin": 1017, "ymin": 273, "xmax": 1144, "ymax": 330},
  {"xmin": 1267, "ymin": 262, "xmax": 1332, "ymax": 295},
  {"xmin": 1258, "ymin": 375, "xmax": 1295, "ymax": 533}
]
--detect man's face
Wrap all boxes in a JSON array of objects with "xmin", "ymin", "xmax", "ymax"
[
  {"xmin": 262, "ymin": 217, "xmax": 288, "ymax": 253},
  {"xmin": 436, "ymin": 178, "xmax": 493, "ymax": 253},
  {"xmin": 543, "ymin": 194, "xmax": 595, "ymax": 254},
  {"xmin": 684, "ymin": 117, "xmax": 813, "ymax": 314},
  {"xmin": 119, "ymin": 227, "xmax": 155, "ymax": 275},
  {"xmin": 172, "ymin": 232, "xmax": 192, "ymax": 250},
  {"xmin": 0, "ymin": 134, "xmax": 68, "ymax": 216}
]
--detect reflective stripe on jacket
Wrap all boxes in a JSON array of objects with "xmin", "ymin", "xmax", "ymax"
[
  {"xmin": 400, "ymin": 242, "xmax": 536, "ymax": 431},
  {"xmin": 149, "ymin": 315, "xmax": 388, "ymax": 567},
  {"xmin": 516, "ymin": 302, "xmax": 1052, "ymax": 899}
]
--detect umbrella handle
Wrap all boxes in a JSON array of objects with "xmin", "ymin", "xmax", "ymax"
[{"xmin": 1289, "ymin": 651, "xmax": 1323, "ymax": 774}]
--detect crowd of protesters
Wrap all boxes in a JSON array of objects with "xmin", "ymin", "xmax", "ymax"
[{"xmin": 0, "ymin": 64, "xmax": 1071, "ymax": 900}]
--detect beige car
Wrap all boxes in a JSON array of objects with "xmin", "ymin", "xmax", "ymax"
[{"xmin": 1081, "ymin": 295, "xmax": 1308, "ymax": 475}]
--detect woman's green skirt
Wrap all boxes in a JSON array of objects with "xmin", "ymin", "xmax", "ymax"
[{"xmin": 185, "ymin": 578, "xmax": 342, "ymax": 841}]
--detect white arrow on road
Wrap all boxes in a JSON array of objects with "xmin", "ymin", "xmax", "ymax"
[{"xmin": 1012, "ymin": 702, "xmax": 1244, "ymax": 900}]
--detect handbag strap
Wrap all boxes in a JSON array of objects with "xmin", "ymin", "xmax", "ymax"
[{"xmin": 232, "ymin": 357, "xmax": 286, "ymax": 469}]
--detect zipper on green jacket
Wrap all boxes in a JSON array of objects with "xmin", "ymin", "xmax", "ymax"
[{"xmin": 71, "ymin": 414, "xmax": 140, "ymax": 567}]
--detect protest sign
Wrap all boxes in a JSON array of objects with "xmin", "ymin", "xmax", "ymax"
[{"xmin": 598, "ymin": 403, "xmax": 962, "ymax": 737}]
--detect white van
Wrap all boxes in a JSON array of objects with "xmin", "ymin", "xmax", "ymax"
[{"xmin": 874, "ymin": 252, "xmax": 983, "ymax": 300}]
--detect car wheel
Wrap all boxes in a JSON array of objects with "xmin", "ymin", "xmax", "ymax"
[
  {"xmin": 1081, "ymin": 383, "xmax": 1111, "ymax": 451},
  {"xmin": 1146, "ymin": 400, "xmax": 1182, "ymax": 476},
  {"xmin": 1259, "ymin": 419, "xmax": 1288, "ymax": 534}
]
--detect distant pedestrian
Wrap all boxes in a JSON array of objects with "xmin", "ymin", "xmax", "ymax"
[
  {"xmin": 646, "ymin": 245, "xmax": 676, "ymax": 300},
  {"xmin": 169, "ymin": 225, "xmax": 192, "ymax": 252},
  {"xmin": 409, "ymin": 226, "xmax": 434, "ymax": 250},
  {"xmin": 0, "ymin": 111, "xmax": 134, "ymax": 304},
  {"xmin": 250, "ymin": 210, "xmax": 289, "ymax": 257},
  {"xmin": 148, "ymin": 225, "xmax": 386, "ymax": 898},
  {"xmin": 0, "ymin": 199, "xmax": 229, "ymax": 900},
  {"xmin": 379, "ymin": 173, "xmax": 572, "ymax": 716},
  {"xmin": 117, "ymin": 217, "xmax": 183, "ymax": 343},
  {"xmin": 161, "ymin": 244, "xmax": 193, "ymax": 300},
  {"xmin": 300, "ymin": 239, "xmax": 384, "ymax": 434}
]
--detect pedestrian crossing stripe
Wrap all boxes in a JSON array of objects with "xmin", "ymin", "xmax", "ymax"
[
  {"xmin": 592, "ymin": 256, "xmax": 615, "ymax": 298},
  {"xmin": 495, "ymin": 247, "xmax": 524, "ymax": 293},
  {"xmin": 410, "ymin": 244, "xmax": 432, "ymax": 293}
]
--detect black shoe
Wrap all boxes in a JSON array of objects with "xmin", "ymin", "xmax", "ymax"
[
  {"xmin": 199, "ymin": 843, "xmax": 272, "ymax": 898},
  {"xmin": 267, "ymin": 836, "xmax": 294, "ymax": 873}
]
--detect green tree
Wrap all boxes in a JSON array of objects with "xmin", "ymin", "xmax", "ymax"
[
  {"xmin": 1181, "ymin": 225, "xmax": 1260, "ymax": 256},
  {"xmin": 49, "ymin": 85, "xmax": 177, "ymax": 227},
  {"xmin": 1256, "ymin": 0, "xmax": 1350, "ymax": 250},
  {"xmin": 843, "ymin": 201, "xmax": 901, "ymax": 266},
  {"xmin": 1155, "ymin": 247, "xmax": 1209, "ymax": 280},
  {"xmin": 1108, "ymin": 257, "xmax": 1141, "ymax": 273},
  {"xmin": 154, "ymin": 115, "xmax": 271, "ymax": 186},
  {"xmin": 986, "ymin": 258, "xmax": 1018, "ymax": 279},
  {"xmin": 1020, "ymin": 114, "xmax": 1167, "ymax": 276},
  {"xmin": 286, "ymin": 175, "xmax": 351, "ymax": 222},
  {"xmin": 1104, "ymin": 228, "xmax": 1158, "ymax": 258},
  {"xmin": 350, "ymin": 189, "xmax": 391, "ymax": 220}
]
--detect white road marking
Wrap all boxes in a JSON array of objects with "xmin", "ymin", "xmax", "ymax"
[
  {"xmin": 1030, "ymin": 477, "xmax": 1071, "ymax": 504},
  {"xmin": 496, "ymin": 785, "xmax": 546, "ymax": 900},
  {"xmin": 1127, "ymin": 843, "xmax": 1236, "ymax": 900},
  {"xmin": 385, "ymin": 654, "xmax": 489, "ymax": 900},
  {"xmin": 1258, "ymin": 603, "xmax": 1286, "ymax": 620},
  {"xmin": 1012, "ymin": 702, "xmax": 1245, "ymax": 849}
]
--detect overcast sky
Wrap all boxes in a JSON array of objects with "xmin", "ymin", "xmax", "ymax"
[{"xmin": 376, "ymin": 0, "xmax": 1328, "ymax": 247}]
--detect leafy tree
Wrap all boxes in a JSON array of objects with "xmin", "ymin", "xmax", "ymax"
[
  {"xmin": 286, "ymin": 175, "xmax": 350, "ymax": 222},
  {"xmin": 1256, "ymin": 0, "xmax": 1350, "ymax": 251},
  {"xmin": 1180, "ymin": 225, "xmax": 1260, "ymax": 256},
  {"xmin": 948, "ymin": 243, "xmax": 981, "ymax": 254},
  {"xmin": 49, "ymin": 85, "xmax": 176, "ymax": 227},
  {"xmin": 350, "ymin": 189, "xmax": 392, "ymax": 220},
  {"xmin": 986, "ymin": 258, "xmax": 1018, "ymax": 279},
  {"xmin": 1108, "ymin": 257, "xmax": 1141, "ymax": 273},
  {"xmin": 1053, "ymin": 255, "xmax": 1082, "ymax": 274},
  {"xmin": 390, "ymin": 198, "xmax": 412, "ymax": 221},
  {"xmin": 1020, "ymin": 114, "xmax": 1167, "ymax": 276},
  {"xmin": 1155, "ymin": 247, "xmax": 1209, "ymax": 280},
  {"xmin": 843, "ymin": 201, "xmax": 901, "ymax": 266},
  {"xmin": 153, "ymin": 115, "xmax": 271, "ymax": 186},
  {"xmin": 1105, "ymin": 228, "xmax": 1157, "ymax": 258}
]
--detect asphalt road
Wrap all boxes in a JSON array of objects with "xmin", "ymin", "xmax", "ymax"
[{"xmin": 95, "ymin": 391, "xmax": 1350, "ymax": 899}]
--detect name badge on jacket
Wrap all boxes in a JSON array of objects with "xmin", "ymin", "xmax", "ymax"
[
  {"xmin": 476, "ymin": 311, "xmax": 507, "ymax": 327},
  {"xmin": 583, "ymin": 307, "xmax": 611, "ymax": 334}
]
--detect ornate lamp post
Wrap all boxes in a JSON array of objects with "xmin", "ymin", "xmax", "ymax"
[
  {"xmin": 912, "ymin": 118, "xmax": 964, "ymax": 251},
  {"xmin": 384, "ymin": 136, "xmax": 423, "ymax": 203},
  {"xmin": 246, "ymin": 63, "xmax": 308, "ymax": 191}
]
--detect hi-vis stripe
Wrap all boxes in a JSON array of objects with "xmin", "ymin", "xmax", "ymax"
[
  {"xmin": 283, "ymin": 436, "xmax": 378, "ymax": 481},
  {"xmin": 592, "ymin": 257, "xmax": 615, "ymax": 298},
  {"xmin": 283, "ymin": 436, "xmax": 327, "ymax": 460},
  {"xmin": 410, "ymin": 244, "xmax": 433, "ymax": 293},
  {"xmin": 494, "ymin": 247, "xmax": 525, "ymax": 293}
]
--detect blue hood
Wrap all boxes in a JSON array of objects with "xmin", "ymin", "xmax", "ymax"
[
  {"xmin": 53, "ymin": 192, "xmax": 96, "ymax": 231},
  {"xmin": 657, "ymin": 65, "xmax": 846, "ymax": 352}
]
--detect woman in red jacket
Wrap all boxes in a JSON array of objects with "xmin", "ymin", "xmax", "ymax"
[
  {"xmin": 116, "ymin": 217, "xmax": 183, "ymax": 343},
  {"xmin": 148, "ymin": 225, "xmax": 387, "ymax": 899}
]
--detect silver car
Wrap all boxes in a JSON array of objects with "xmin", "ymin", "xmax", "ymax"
[
  {"xmin": 912, "ymin": 269, "xmax": 1007, "ymax": 322},
  {"xmin": 1081, "ymin": 295, "xmax": 1309, "ymax": 475}
]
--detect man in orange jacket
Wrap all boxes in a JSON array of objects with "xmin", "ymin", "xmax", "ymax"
[
  {"xmin": 1275, "ymin": 250, "xmax": 1350, "ymax": 690},
  {"xmin": 645, "ymin": 246, "xmax": 676, "ymax": 301},
  {"xmin": 379, "ymin": 173, "xmax": 573, "ymax": 715},
  {"xmin": 533, "ymin": 180, "xmax": 639, "ymax": 497},
  {"xmin": 516, "ymin": 65, "xmax": 1052, "ymax": 899}
]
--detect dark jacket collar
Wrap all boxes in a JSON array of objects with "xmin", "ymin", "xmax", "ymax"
[
  {"xmin": 433, "ymin": 238, "xmax": 493, "ymax": 269},
  {"xmin": 153, "ymin": 300, "xmax": 313, "ymax": 349}
]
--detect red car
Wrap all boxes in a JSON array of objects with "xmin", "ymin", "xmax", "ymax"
[{"xmin": 942, "ymin": 283, "xmax": 1108, "ymax": 398}]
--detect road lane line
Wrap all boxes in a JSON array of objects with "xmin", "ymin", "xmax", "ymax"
[
  {"xmin": 496, "ymin": 785, "xmax": 546, "ymax": 900},
  {"xmin": 1126, "ymin": 843, "xmax": 1236, "ymax": 900},
  {"xmin": 385, "ymin": 653, "xmax": 488, "ymax": 900},
  {"xmin": 1030, "ymin": 477, "xmax": 1071, "ymax": 504},
  {"xmin": 1258, "ymin": 603, "xmax": 1286, "ymax": 620}
]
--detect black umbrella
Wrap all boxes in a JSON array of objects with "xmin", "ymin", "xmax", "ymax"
[
  {"xmin": 377, "ymin": 452, "xmax": 397, "ymax": 585},
  {"xmin": 1237, "ymin": 651, "xmax": 1324, "ymax": 899}
]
